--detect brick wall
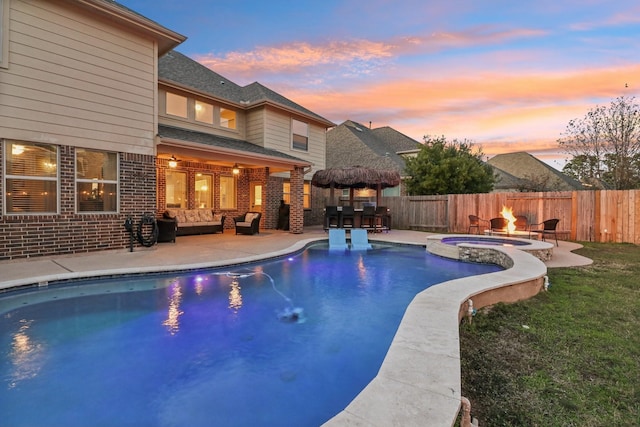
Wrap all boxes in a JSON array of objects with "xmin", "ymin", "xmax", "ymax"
[
  {"xmin": 289, "ymin": 166, "xmax": 304, "ymax": 233},
  {"xmin": 0, "ymin": 145, "xmax": 156, "ymax": 260}
]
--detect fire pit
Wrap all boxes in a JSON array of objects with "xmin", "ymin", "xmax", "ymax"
[{"xmin": 485, "ymin": 206, "xmax": 533, "ymax": 238}]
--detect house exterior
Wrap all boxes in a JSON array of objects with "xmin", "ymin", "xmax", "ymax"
[
  {"xmin": 322, "ymin": 120, "xmax": 421, "ymax": 205},
  {"xmin": 0, "ymin": 0, "xmax": 332, "ymax": 260},
  {"xmin": 155, "ymin": 51, "xmax": 333, "ymax": 231}
]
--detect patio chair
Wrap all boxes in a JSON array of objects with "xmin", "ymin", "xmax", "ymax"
[
  {"xmin": 468, "ymin": 215, "xmax": 488, "ymax": 234},
  {"xmin": 350, "ymin": 229, "xmax": 372, "ymax": 250},
  {"xmin": 341, "ymin": 206, "xmax": 355, "ymax": 229},
  {"xmin": 328, "ymin": 229, "xmax": 348, "ymax": 250},
  {"xmin": 234, "ymin": 212, "xmax": 261, "ymax": 235},
  {"xmin": 530, "ymin": 218, "xmax": 560, "ymax": 246},
  {"xmin": 515, "ymin": 215, "xmax": 529, "ymax": 231},
  {"xmin": 489, "ymin": 217, "xmax": 508, "ymax": 232}
]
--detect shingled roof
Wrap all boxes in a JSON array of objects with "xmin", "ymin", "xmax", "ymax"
[
  {"xmin": 488, "ymin": 152, "xmax": 585, "ymax": 191},
  {"xmin": 158, "ymin": 124, "xmax": 309, "ymax": 164},
  {"xmin": 158, "ymin": 51, "xmax": 333, "ymax": 127},
  {"xmin": 326, "ymin": 120, "xmax": 421, "ymax": 174},
  {"xmin": 490, "ymin": 165, "xmax": 529, "ymax": 191}
]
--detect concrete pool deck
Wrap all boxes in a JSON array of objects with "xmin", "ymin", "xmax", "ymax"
[{"xmin": 0, "ymin": 227, "xmax": 592, "ymax": 426}]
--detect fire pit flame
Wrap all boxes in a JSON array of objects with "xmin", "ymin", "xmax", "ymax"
[{"xmin": 500, "ymin": 206, "xmax": 517, "ymax": 234}]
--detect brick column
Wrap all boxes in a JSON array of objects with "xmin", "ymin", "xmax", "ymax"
[{"xmin": 289, "ymin": 166, "xmax": 304, "ymax": 234}]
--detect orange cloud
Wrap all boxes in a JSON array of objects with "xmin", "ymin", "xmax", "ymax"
[{"xmin": 190, "ymin": 21, "xmax": 636, "ymax": 170}]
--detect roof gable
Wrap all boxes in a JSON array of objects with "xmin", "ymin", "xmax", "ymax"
[
  {"xmin": 488, "ymin": 152, "xmax": 585, "ymax": 191},
  {"xmin": 326, "ymin": 120, "xmax": 421, "ymax": 173}
]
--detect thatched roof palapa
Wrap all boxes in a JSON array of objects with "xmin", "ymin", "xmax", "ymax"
[{"xmin": 311, "ymin": 166, "xmax": 401, "ymax": 189}]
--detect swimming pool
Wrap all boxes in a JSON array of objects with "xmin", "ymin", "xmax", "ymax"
[{"xmin": 0, "ymin": 244, "xmax": 501, "ymax": 427}]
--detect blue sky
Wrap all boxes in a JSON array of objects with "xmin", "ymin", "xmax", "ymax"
[{"xmin": 119, "ymin": 0, "xmax": 639, "ymax": 169}]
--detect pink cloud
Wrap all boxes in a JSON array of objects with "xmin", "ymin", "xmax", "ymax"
[
  {"xmin": 193, "ymin": 26, "xmax": 546, "ymax": 84},
  {"xmin": 190, "ymin": 20, "xmax": 636, "ymax": 170}
]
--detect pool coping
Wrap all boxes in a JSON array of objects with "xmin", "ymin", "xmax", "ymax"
[{"xmin": 322, "ymin": 237, "xmax": 547, "ymax": 427}]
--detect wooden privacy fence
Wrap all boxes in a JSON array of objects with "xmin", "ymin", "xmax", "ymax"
[{"xmin": 380, "ymin": 190, "xmax": 640, "ymax": 244}]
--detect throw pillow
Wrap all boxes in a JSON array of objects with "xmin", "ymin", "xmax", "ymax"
[
  {"xmin": 185, "ymin": 210, "xmax": 199, "ymax": 223},
  {"xmin": 175, "ymin": 212, "xmax": 187, "ymax": 224},
  {"xmin": 199, "ymin": 209, "xmax": 214, "ymax": 222}
]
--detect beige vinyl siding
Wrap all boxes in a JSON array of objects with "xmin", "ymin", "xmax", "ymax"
[
  {"xmin": 0, "ymin": 0, "xmax": 8, "ymax": 69},
  {"xmin": 307, "ymin": 123, "xmax": 326, "ymax": 172},
  {"xmin": 245, "ymin": 108, "xmax": 266, "ymax": 146},
  {"xmin": 0, "ymin": 0, "xmax": 157, "ymax": 154},
  {"xmin": 263, "ymin": 108, "xmax": 326, "ymax": 173}
]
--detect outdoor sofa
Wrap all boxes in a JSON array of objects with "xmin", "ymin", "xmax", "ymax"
[{"xmin": 163, "ymin": 208, "xmax": 225, "ymax": 236}]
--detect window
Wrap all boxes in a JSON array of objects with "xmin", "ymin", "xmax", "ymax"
[
  {"xmin": 283, "ymin": 180, "xmax": 311, "ymax": 209},
  {"xmin": 166, "ymin": 92, "xmax": 188, "ymax": 118},
  {"xmin": 195, "ymin": 173, "xmax": 213, "ymax": 208},
  {"xmin": 195, "ymin": 100, "xmax": 214, "ymax": 124},
  {"xmin": 383, "ymin": 186, "xmax": 400, "ymax": 196},
  {"xmin": 0, "ymin": 0, "xmax": 8, "ymax": 69},
  {"xmin": 220, "ymin": 108, "xmax": 236, "ymax": 129},
  {"xmin": 4, "ymin": 141, "xmax": 58, "ymax": 214},
  {"xmin": 166, "ymin": 171, "xmax": 187, "ymax": 208},
  {"xmin": 76, "ymin": 149, "xmax": 118, "ymax": 213},
  {"xmin": 292, "ymin": 119, "xmax": 308, "ymax": 151},
  {"xmin": 219, "ymin": 175, "xmax": 236, "ymax": 209}
]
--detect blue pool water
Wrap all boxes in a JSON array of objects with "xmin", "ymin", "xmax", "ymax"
[{"xmin": 0, "ymin": 244, "xmax": 501, "ymax": 427}]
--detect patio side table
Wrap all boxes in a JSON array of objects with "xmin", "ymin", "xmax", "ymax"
[{"xmin": 157, "ymin": 218, "xmax": 177, "ymax": 243}]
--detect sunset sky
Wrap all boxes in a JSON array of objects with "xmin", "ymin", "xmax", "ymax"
[{"xmin": 120, "ymin": 1, "xmax": 639, "ymax": 170}]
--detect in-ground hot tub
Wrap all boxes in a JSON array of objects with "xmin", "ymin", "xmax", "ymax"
[
  {"xmin": 426, "ymin": 234, "xmax": 554, "ymax": 262},
  {"xmin": 441, "ymin": 236, "xmax": 531, "ymax": 246}
]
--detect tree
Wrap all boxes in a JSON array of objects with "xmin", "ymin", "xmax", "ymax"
[
  {"xmin": 558, "ymin": 96, "xmax": 640, "ymax": 189},
  {"xmin": 403, "ymin": 136, "xmax": 495, "ymax": 195}
]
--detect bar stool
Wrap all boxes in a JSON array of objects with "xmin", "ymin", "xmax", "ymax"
[
  {"xmin": 375, "ymin": 206, "xmax": 390, "ymax": 231},
  {"xmin": 324, "ymin": 206, "xmax": 340, "ymax": 230},
  {"xmin": 361, "ymin": 205, "xmax": 377, "ymax": 230},
  {"xmin": 341, "ymin": 206, "xmax": 355, "ymax": 229}
]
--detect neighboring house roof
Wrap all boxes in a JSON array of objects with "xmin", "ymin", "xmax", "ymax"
[
  {"xmin": 326, "ymin": 120, "xmax": 421, "ymax": 173},
  {"xmin": 158, "ymin": 125, "xmax": 311, "ymax": 168},
  {"xmin": 488, "ymin": 152, "xmax": 585, "ymax": 191},
  {"xmin": 490, "ymin": 165, "xmax": 530, "ymax": 191},
  {"xmin": 158, "ymin": 51, "xmax": 334, "ymax": 127}
]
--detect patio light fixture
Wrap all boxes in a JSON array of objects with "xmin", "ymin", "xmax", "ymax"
[
  {"xmin": 232, "ymin": 163, "xmax": 240, "ymax": 174},
  {"xmin": 168, "ymin": 155, "xmax": 180, "ymax": 168}
]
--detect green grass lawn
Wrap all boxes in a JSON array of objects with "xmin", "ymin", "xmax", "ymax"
[{"xmin": 459, "ymin": 242, "xmax": 640, "ymax": 427}]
